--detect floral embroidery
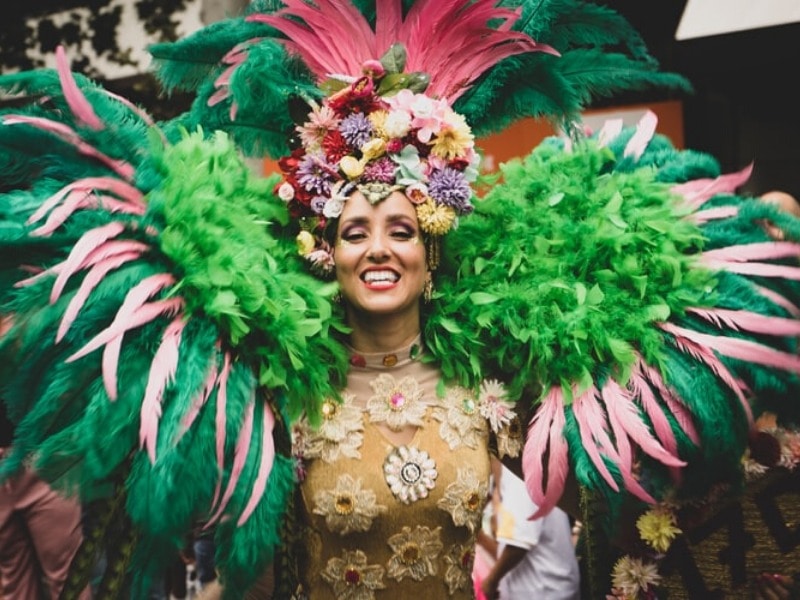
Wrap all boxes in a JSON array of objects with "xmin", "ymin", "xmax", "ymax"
[
  {"xmin": 384, "ymin": 445, "xmax": 438, "ymax": 504},
  {"xmin": 437, "ymin": 467, "xmax": 488, "ymax": 532},
  {"xmin": 301, "ymin": 394, "xmax": 364, "ymax": 462},
  {"xmin": 386, "ymin": 525, "xmax": 443, "ymax": 581},
  {"xmin": 367, "ymin": 374, "xmax": 427, "ymax": 430},
  {"xmin": 432, "ymin": 385, "xmax": 486, "ymax": 449},
  {"xmin": 478, "ymin": 379, "xmax": 516, "ymax": 433},
  {"xmin": 496, "ymin": 415, "xmax": 523, "ymax": 459},
  {"xmin": 313, "ymin": 474, "xmax": 387, "ymax": 535},
  {"xmin": 443, "ymin": 542, "xmax": 475, "ymax": 594},
  {"xmin": 321, "ymin": 549, "xmax": 386, "ymax": 599}
]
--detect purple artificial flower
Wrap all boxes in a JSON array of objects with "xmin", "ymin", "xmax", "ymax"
[
  {"xmin": 428, "ymin": 167, "xmax": 473, "ymax": 214},
  {"xmin": 339, "ymin": 113, "xmax": 374, "ymax": 149},
  {"xmin": 297, "ymin": 154, "xmax": 335, "ymax": 195},
  {"xmin": 363, "ymin": 157, "xmax": 397, "ymax": 183}
]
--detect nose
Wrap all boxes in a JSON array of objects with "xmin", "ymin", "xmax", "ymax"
[{"xmin": 366, "ymin": 231, "xmax": 390, "ymax": 262}]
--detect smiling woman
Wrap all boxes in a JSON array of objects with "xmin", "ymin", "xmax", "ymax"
[{"xmin": 334, "ymin": 191, "xmax": 429, "ymax": 348}]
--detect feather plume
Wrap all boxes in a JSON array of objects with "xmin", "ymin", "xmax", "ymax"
[
  {"xmin": 140, "ymin": 317, "xmax": 185, "ymax": 463},
  {"xmin": 237, "ymin": 401, "xmax": 276, "ymax": 526},
  {"xmin": 638, "ymin": 361, "xmax": 700, "ymax": 446},
  {"xmin": 49, "ymin": 222, "xmax": 127, "ymax": 303},
  {"xmin": 2, "ymin": 115, "xmax": 134, "ymax": 180},
  {"xmin": 206, "ymin": 394, "xmax": 255, "ymax": 528},
  {"xmin": 57, "ymin": 250, "xmax": 146, "ymax": 342},
  {"xmin": 55, "ymin": 46, "xmax": 103, "ymax": 131},
  {"xmin": 604, "ymin": 378, "xmax": 684, "ymax": 467},
  {"xmin": 210, "ymin": 352, "xmax": 232, "ymax": 516},
  {"xmin": 702, "ymin": 241, "xmax": 800, "ymax": 263},
  {"xmin": 688, "ymin": 307, "xmax": 800, "ymax": 336},
  {"xmin": 703, "ymin": 260, "xmax": 800, "ymax": 280},
  {"xmin": 692, "ymin": 205, "xmax": 740, "ymax": 223},
  {"xmin": 661, "ymin": 322, "xmax": 800, "ymax": 374},
  {"xmin": 623, "ymin": 110, "xmax": 657, "ymax": 160},
  {"xmin": 522, "ymin": 386, "xmax": 559, "ymax": 507},
  {"xmin": 531, "ymin": 392, "xmax": 569, "ymax": 518},
  {"xmin": 753, "ymin": 284, "xmax": 800, "ymax": 317},
  {"xmin": 671, "ymin": 163, "xmax": 753, "ymax": 209},
  {"xmin": 178, "ymin": 355, "xmax": 220, "ymax": 439},
  {"xmin": 571, "ymin": 387, "xmax": 620, "ymax": 491}
]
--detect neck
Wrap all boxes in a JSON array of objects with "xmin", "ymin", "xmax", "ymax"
[{"xmin": 345, "ymin": 308, "xmax": 421, "ymax": 354}]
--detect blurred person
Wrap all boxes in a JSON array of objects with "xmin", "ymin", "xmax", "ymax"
[{"xmin": 480, "ymin": 463, "xmax": 580, "ymax": 600}]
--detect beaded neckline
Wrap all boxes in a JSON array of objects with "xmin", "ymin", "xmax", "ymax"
[{"xmin": 347, "ymin": 335, "xmax": 423, "ymax": 370}]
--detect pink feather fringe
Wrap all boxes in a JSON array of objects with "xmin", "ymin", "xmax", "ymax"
[
  {"xmin": 671, "ymin": 163, "xmax": 753, "ymax": 210},
  {"xmin": 237, "ymin": 402, "xmax": 276, "ymax": 526},
  {"xmin": 140, "ymin": 317, "xmax": 185, "ymax": 463},
  {"xmin": 55, "ymin": 46, "xmax": 103, "ymax": 131}
]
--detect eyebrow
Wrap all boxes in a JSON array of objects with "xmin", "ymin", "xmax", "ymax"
[{"xmin": 340, "ymin": 213, "xmax": 416, "ymax": 227}]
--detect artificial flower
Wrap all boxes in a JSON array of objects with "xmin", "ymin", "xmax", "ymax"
[
  {"xmin": 340, "ymin": 155, "xmax": 366, "ymax": 179},
  {"xmin": 277, "ymin": 181, "xmax": 295, "ymax": 201},
  {"xmin": 321, "ymin": 549, "xmax": 386, "ymax": 599},
  {"xmin": 386, "ymin": 525, "xmax": 443, "ymax": 581},
  {"xmin": 296, "ymin": 230, "xmax": 316, "ymax": 256},
  {"xmin": 415, "ymin": 198, "xmax": 455, "ymax": 235},
  {"xmin": 366, "ymin": 374, "xmax": 427, "ymax": 430},
  {"xmin": 361, "ymin": 138, "xmax": 387, "ymax": 161},
  {"xmin": 297, "ymin": 103, "xmax": 340, "ymax": 150},
  {"xmin": 611, "ymin": 555, "xmax": 660, "ymax": 598},
  {"xmin": 478, "ymin": 379, "xmax": 515, "ymax": 433},
  {"xmin": 383, "ymin": 109, "xmax": 413, "ymax": 139},
  {"xmin": 339, "ymin": 113, "xmax": 374, "ymax": 148},
  {"xmin": 636, "ymin": 508, "xmax": 681, "ymax": 553},
  {"xmin": 429, "ymin": 112, "xmax": 473, "ymax": 160},
  {"xmin": 302, "ymin": 395, "xmax": 364, "ymax": 462},
  {"xmin": 496, "ymin": 416, "xmax": 523, "ymax": 459},
  {"xmin": 433, "ymin": 385, "xmax": 487, "ymax": 449},
  {"xmin": 313, "ymin": 474, "xmax": 387, "ymax": 535},
  {"xmin": 437, "ymin": 467, "xmax": 488, "ymax": 532},
  {"xmin": 443, "ymin": 542, "xmax": 475, "ymax": 594},
  {"xmin": 383, "ymin": 445, "xmax": 438, "ymax": 504}
]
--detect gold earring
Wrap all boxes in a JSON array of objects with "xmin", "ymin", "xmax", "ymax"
[{"xmin": 423, "ymin": 277, "xmax": 433, "ymax": 303}]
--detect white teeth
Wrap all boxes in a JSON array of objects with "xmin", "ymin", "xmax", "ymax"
[{"xmin": 363, "ymin": 270, "xmax": 399, "ymax": 283}]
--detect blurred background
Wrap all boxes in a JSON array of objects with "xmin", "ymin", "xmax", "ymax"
[{"xmin": 2, "ymin": 0, "xmax": 799, "ymax": 197}]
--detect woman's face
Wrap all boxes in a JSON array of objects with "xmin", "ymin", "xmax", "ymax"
[{"xmin": 335, "ymin": 190, "xmax": 428, "ymax": 323}]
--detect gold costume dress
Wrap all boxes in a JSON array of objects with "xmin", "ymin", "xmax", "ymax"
[{"xmin": 292, "ymin": 338, "xmax": 522, "ymax": 599}]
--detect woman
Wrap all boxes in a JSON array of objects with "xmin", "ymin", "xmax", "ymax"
[
  {"xmin": 289, "ymin": 189, "xmax": 504, "ymax": 597},
  {"xmin": 2, "ymin": 1, "xmax": 800, "ymax": 599}
]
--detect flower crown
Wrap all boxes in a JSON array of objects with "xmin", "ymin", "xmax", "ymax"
[{"xmin": 275, "ymin": 46, "xmax": 478, "ymax": 276}]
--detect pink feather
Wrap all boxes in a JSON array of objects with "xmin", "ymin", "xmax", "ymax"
[
  {"xmin": 662, "ymin": 322, "xmax": 800, "ymax": 373},
  {"xmin": 638, "ymin": 361, "xmax": 700, "ymax": 446},
  {"xmin": 531, "ymin": 394, "xmax": 569, "ymax": 519},
  {"xmin": 754, "ymin": 285, "xmax": 800, "ymax": 317},
  {"xmin": 178, "ymin": 355, "xmax": 220, "ymax": 440},
  {"xmin": 703, "ymin": 241, "xmax": 800, "ymax": 263},
  {"xmin": 55, "ymin": 46, "xmax": 103, "ymax": 131},
  {"xmin": 101, "ymin": 89, "xmax": 157, "ymax": 128},
  {"xmin": 571, "ymin": 387, "xmax": 621, "ymax": 491},
  {"xmin": 623, "ymin": 110, "xmax": 657, "ymax": 160},
  {"xmin": 375, "ymin": 0, "xmax": 403, "ymax": 53},
  {"xmin": 671, "ymin": 163, "xmax": 753, "ymax": 209},
  {"xmin": 703, "ymin": 260, "xmax": 800, "ymax": 280},
  {"xmin": 56, "ymin": 249, "xmax": 146, "ymax": 342},
  {"xmin": 140, "ymin": 317, "xmax": 185, "ymax": 463},
  {"xmin": 27, "ymin": 177, "xmax": 145, "ymax": 226},
  {"xmin": 688, "ymin": 307, "xmax": 800, "ymax": 336},
  {"xmin": 49, "ymin": 221, "xmax": 126, "ymax": 303},
  {"xmin": 604, "ymin": 378, "xmax": 685, "ymax": 467},
  {"xmin": 2, "ymin": 115, "xmax": 134, "ymax": 180},
  {"xmin": 206, "ymin": 395, "xmax": 256, "ymax": 528},
  {"xmin": 65, "ymin": 273, "xmax": 176, "ymax": 363},
  {"xmin": 237, "ymin": 402, "xmax": 276, "ymax": 526},
  {"xmin": 691, "ymin": 205, "xmax": 740, "ymax": 223},
  {"xmin": 522, "ymin": 387, "xmax": 559, "ymax": 507},
  {"xmin": 597, "ymin": 118, "xmax": 624, "ymax": 148},
  {"xmin": 208, "ymin": 352, "xmax": 232, "ymax": 517},
  {"xmin": 629, "ymin": 367, "xmax": 682, "ymax": 482}
]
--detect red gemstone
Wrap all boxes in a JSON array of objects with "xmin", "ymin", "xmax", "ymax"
[{"xmin": 344, "ymin": 568, "xmax": 361, "ymax": 585}]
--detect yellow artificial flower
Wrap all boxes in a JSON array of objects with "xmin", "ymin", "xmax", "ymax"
[
  {"xmin": 340, "ymin": 155, "xmax": 365, "ymax": 179},
  {"xmin": 429, "ymin": 112, "xmax": 473, "ymax": 160},
  {"xmin": 369, "ymin": 110, "xmax": 389, "ymax": 139},
  {"xmin": 296, "ymin": 230, "xmax": 315, "ymax": 256},
  {"xmin": 361, "ymin": 138, "xmax": 387, "ymax": 161},
  {"xmin": 415, "ymin": 198, "xmax": 456, "ymax": 235},
  {"xmin": 636, "ymin": 508, "xmax": 681, "ymax": 553}
]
